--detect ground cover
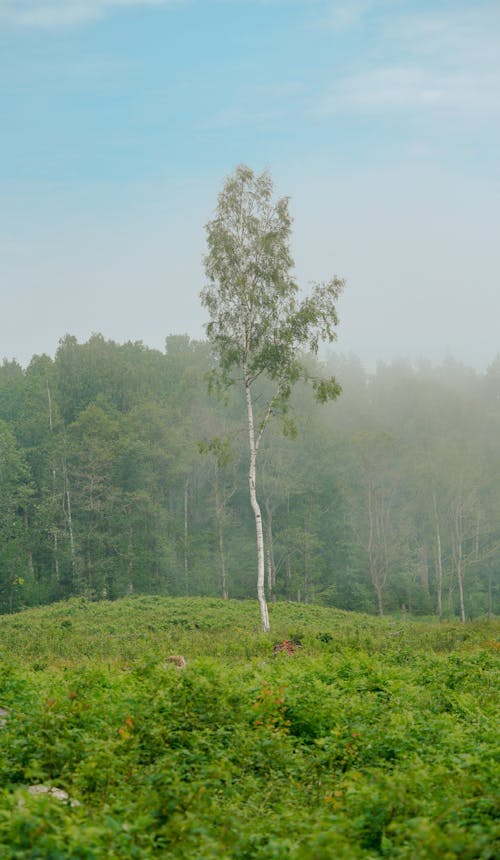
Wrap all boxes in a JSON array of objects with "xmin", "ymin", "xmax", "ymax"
[{"xmin": 0, "ymin": 597, "xmax": 498, "ymax": 858}]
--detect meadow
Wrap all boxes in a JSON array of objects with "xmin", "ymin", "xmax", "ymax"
[{"xmin": 0, "ymin": 597, "xmax": 498, "ymax": 858}]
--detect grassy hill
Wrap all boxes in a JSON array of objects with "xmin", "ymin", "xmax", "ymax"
[{"xmin": 0, "ymin": 597, "xmax": 498, "ymax": 858}]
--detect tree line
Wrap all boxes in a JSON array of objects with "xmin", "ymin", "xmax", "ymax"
[{"xmin": 0, "ymin": 332, "xmax": 498, "ymax": 619}]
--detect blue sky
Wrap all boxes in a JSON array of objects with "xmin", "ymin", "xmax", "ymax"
[{"xmin": 1, "ymin": 0, "xmax": 499, "ymax": 369}]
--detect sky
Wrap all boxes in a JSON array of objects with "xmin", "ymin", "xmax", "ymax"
[{"xmin": 1, "ymin": 0, "xmax": 499, "ymax": 371}]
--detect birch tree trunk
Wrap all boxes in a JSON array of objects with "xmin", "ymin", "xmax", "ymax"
[
  {"xmin": 62, "ymin": 454, "xmax": 77, "ymax": 588},
  {"xmin": 432, "ymin": 491, "xmax": 444, "ymax": 618},
  {"xmin": 184, "ymin": 478, "xmax": 189, "ymax": 596},
  {"xmin": 453, "ymin": 503, "xmax": 466, "ymax": 624},
  {"xmin": 214, "ymin": 461, "xmax": 229, "ymax": 599},
  {"xmin": 367, "ymin": 478, "xmax": 385, "ymax": 616},
  {"xmin": 374, "ymin": 581, "xmax": 384, "ymax": 617},
  {"xmin": 47, "ymin": 381, "xmax": 61, "ymax": 582},
  {"xmin": 456, "ymin": 543, "xmax": 466, "ymax": 624},
  {"xmin": 245, "ymin": 378, "xmax": 270, "ymax": 632}
]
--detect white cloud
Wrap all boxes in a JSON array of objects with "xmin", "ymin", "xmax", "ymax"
[
  {"xmin": 320, "ymin": 66, "xmax": 500, "ymax": 118},
  {"xmin": 319, "ymin": 2, "xmax": 500, "ymax": 121},
  {"xmin": 323, "ymin": 0, "xmax": 374, "ymax": 31},
  {"xmin": 0, "ymin": 0, "xmax": 183, "ymax": 28}
]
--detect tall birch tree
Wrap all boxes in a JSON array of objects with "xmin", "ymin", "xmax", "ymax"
[{"xmin": 201, "ymin": 165, "xmax": 344, "ymax": 631}]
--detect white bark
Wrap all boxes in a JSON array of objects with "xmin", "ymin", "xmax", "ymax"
[
  {"xmin": 184, "ymin": 478, "xmax": 189, "ymax": 595},
  {"xmin": 452, "ymin": 501, "xmax": 466, "ymax": 624},
  {"xmin": 245, "ymin": 377, "xmax": 270, "ymax": 632},
  {"xmin": 47, "ymin": 381, "xmax": 54, "ymax": 433},
  {"xmin": 432, "ymin": 491, "xmax": 443, "ymax": 618},
  {"xmin": 456, "ymin": 539, "xmax": 466, "ymax": 624}
]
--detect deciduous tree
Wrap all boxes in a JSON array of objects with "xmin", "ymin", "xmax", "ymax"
[{"xmin": 201, "ymin": 165, "xmax": 343, "ymax": 630}]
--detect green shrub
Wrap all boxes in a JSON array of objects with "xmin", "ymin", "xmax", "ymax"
[{"xmin": 0, "ymin": 598, "xmax": 498, "ymax": 858}]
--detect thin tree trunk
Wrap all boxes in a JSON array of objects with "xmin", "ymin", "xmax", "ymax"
[
  {"xmin": 47, "ymin": 381, "xmax": 61, "ymax": 583},
  {"xmin": 62, "ymin": 456, "xmax": 77, "ymax": 588},
  {"xmin": 432, "ymin": 491, "xmax": 443, "ymax": 618},
  {"xmin": 214, "ymin": 463, "xmax": 228, "ymax": 599},
  {"xmin": 286, "ymin": 555, "xmax": 292, "ymax": 601},
  {"xmin": 184, "ymin": 478, "xmax": 189, "ymax": 596},
  {"xmin": 447, "ymin": 564, "xmax": 455, "ymax": 612},
  {"xmin": 303, "ymin": 499, "xmax": 312, "ymax": 604},
  {"xmin": 456, "ymin": 546, "xmax": 466, "ymax": 624},
  {"xmin": 265, "ymin": 498, "xmax": 276, "ymax": 601},
  {"xmin": 367, "ymin": 479, "xmax": 384, "ymax": 615},
  {"xmin": 217, "ymin": 521, "xmax": 228, "ymax": 600},
  {"xmin": 86, "ymin": 476, "xmax": 96, "ymax": 594},
  {"xmin": 286, "ymin": 491, "xmax": 292, "ymax": 600},
  {"xmin": 245, "ymin": 377, "xmax": 270, "ymax": 632},
  {"xmin": 455, "ymin": 547, "xmax": 466, "ymax": 624},
  {"xmin": 375, "ymin": 580, "xmax": 384, "ymax": 616},
  {"xmin": 47, "ymin": 381, "xmax": 54, "ymax": 432},
  {"xmin": 303, "ymin": 537, "xmax": 309, "ymax": 604},
  {"xmin": 454, "ymin": 506, "xmax": 466, "ymax": 624},
  {"xmin": 53, "ymin": 530, "xmax": 60, "ymax": 581},
  {"xmin": 487, "ymin": 564, "xmax": 493, "ymax": 619},
  {"xmin": 127, "ymin": 515, "xmax": 134, "ymax": 595}
]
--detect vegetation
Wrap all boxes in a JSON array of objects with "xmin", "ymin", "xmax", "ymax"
[
  {"xmin": 0, "ymin": 597, "xmax": 498, "ymax": 858},
  {"xmin": 0, "ymin": 335, "xmax": 499, "ymax": 621}
]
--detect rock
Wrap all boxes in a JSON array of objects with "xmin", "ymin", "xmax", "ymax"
[
  {"xmin": 26, "ymin": 785, "xmax": 81, "ymax": 807},
  {"xmin": 165, "ymin": 655, "xmax": 186, "ymax": 669}
]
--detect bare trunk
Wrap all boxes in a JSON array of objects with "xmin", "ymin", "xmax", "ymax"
[
  {"xmin": 367, "ymin": 479, "xmax": 384, "ymax": 615},
  {"xmin": 286, "ymin": 555, "xmax": 292, "ymax": 601},
  {"xmin": 432, "ymin": 491, "xmax": 443, "ymax": 618},
  {"xmin": 53, "ymin": 530, "xmax": 60, "ymax": 581},
  {"xmin": 456, "ymin": 538, "xmax": 466, "ymax": 624},
  {"xmin": 184, "ymin": 478, "xmax": 189, "ymax": 596},
  {"xmin": 285, "ymin": 491, "xmax": 292, "ymax": 600},
  {"xmin": 434, "ymin": 540, "xmax": 443, "ymax": 619},
  {"xmin": 47, "ymin": 381, "xmax": 54, "ymax": 433},
  {"xmin": 265, "ymin": 498, "xmax": 276, "ymax": 601},
  {"xmin": 303, "ymin": 537, "xmax": 309, "ymax": 604},
  {"xmin": 47, "ymin": 382, "xmax": 60, "ymax": 583},
  {"xmin": 487, "ymin": 564, "xmax": 493, "ymax": 619},
  {"xmin": 127, "ymin": 521, "xmax": 134, "ymax": 595},
  {"xmin": 86, "ymin": 476, "xmax": 96, "ymax": 593},
  {"xmin": 303, "ymin": 499, "xmax": 312, "ymax": 604},
  {"xmin": 62, "ymin": 456, "xmax": 77, "ymax": 587},
  {"xmin": 453, "ymin": 505, "xmax": 466, "ymax": 624},
  {"xmin": 217, "ymin": 524, "xmax": 228, "ymax": 600},
  {"xmin": 245, "ymin": 378, "xmax": 270, "ymax": 632},
  {"xmin": 214, "ymin": 464, "xmax": 228, "ymax": 599},
  {"xmin": 375, "ymin": 580, "xmax": 384, "ymax": 616}
]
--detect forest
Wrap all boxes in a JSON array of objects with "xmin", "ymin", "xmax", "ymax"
[{"xmin": 0, "ymin": 332, "xmax": 498, "ymax": 620}]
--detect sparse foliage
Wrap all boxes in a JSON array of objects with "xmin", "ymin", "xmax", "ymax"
[{"xmin": 201, "ymin": 165, "xmax": 344, "ymax": 630}]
